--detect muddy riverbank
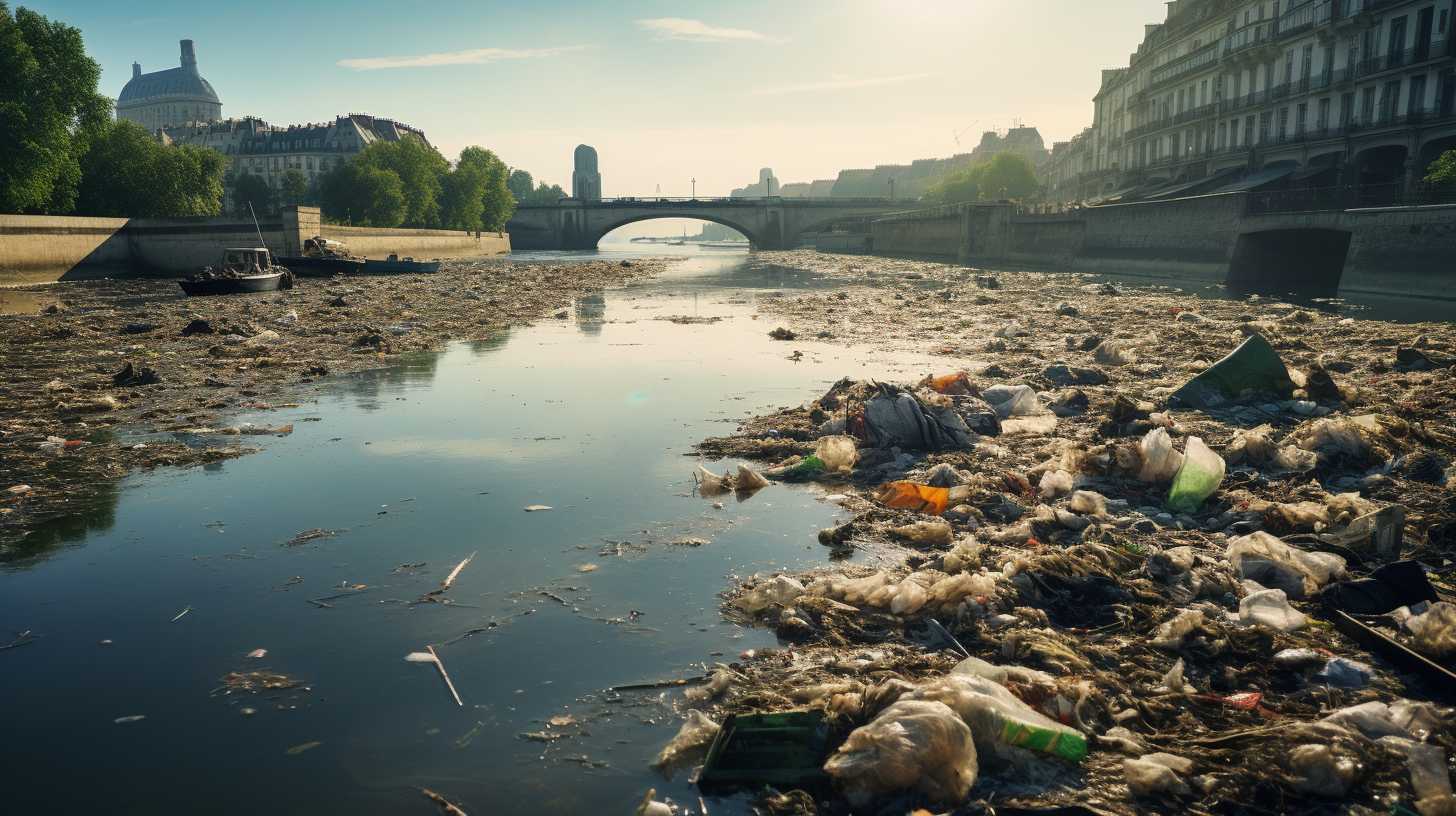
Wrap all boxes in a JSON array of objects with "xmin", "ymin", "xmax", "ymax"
[
  {"xmin": 0, "ymin": 258, "xmax": 660, "ymax": 549},
  {"xmin": 672, "ymin": 251, "xmax": 1456, "ymax": 814}
]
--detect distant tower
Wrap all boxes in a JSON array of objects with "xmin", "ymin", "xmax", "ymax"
[
  {"xmin": 572, "ymin": 145, "xmax": 601, "ymax": 201},
  {"xmin": 758, "ymin": 167, "xmax": 778, "ymax": 196},
  {"xmin": 116, "ymin": 38, "xmax": 222, "ymax": 131}
]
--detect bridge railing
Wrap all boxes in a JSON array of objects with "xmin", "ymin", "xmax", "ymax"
[
  {"xmin": 1245, "ymin": 183, "xmax": 1456, "ymax": 214},
  {"xmin": 516, "ymin": 196, "xmax": 908, "ymax": 207}
]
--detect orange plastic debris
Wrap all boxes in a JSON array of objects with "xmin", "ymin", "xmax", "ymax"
[
  {"xmin": 923, "ymin": 372, "xmax": 973, "ymax": 395},
  {"xmin": 875, "ymin": 481, "xmax": 950, "ymax": 515}
]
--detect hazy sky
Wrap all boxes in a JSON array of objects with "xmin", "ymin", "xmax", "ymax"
[{"xmin": 36, "ymin": 0, "xmax": 1167, "ymax": 196}]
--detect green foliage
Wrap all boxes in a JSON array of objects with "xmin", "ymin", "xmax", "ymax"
[
  {"xmin": 354, "ymin": 138, "xmax": 448, "ymax": 226},
  {"xmin": 232, "ymin": 172, "xmax": 273, "ymax": 215},
  {"xmin": 76, "ymin": 121, "xmax": 225, "ymax": 217},
  {"xmin": 319, "ymin": 161, "xmax": 406, "ymax": 227},
  {"xmin": 924, "ymin": 152, "xmax": 1040, "ymax": 204},
  {"xmin": 456, "ymin": 147, "xmax": 514, "ymax": 231},
  {"xmin": 526, "ymin": 181, "xmax": 567, "ymax": 205},
  {"xmin": 1426, "ymin": 149, "xmax": 1456, "ymax": 188},
  {"xmin": 0, "ymin": 2, "xmax": 111, "ymax": 214},
  {"xmin": 278, "ymin": 169, "xmax": 309, "ymax": 208},
  {"xmin": 507, "ymin": 169, "xmax": 534, "ymax": 201}
]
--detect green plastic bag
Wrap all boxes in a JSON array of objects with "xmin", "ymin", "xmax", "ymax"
[
  {"xmin": 1167, "ymin": 436, "xmax": 1226, "ymax": 513},
  {"xmin": 1170, "ymin": 334, "xmax": 1294, "ymax": 409}
]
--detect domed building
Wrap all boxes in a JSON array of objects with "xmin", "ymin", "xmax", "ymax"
[{"xmin": 116, "ymin": 40, "xmax": 222, "ymax": 131}]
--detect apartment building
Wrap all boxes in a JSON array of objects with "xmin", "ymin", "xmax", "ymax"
[{"xmin": 1045, "ymin": 0, "xmax": 1456, "ymax": 205}]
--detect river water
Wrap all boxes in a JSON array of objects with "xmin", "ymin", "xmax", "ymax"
[
  {"xmin": 0, "ymin": 247, "xmax": 948, "ymax": 815},
  {"xmin": 3, "ymin": 244, "xmax": 1450, "ymax": 814}
]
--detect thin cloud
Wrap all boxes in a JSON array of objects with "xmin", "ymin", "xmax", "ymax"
[
  {"xmin": 636, "ymin": 17, "xmax": 771, "ymax": 43},
  {"xmin": 752, "ymin": 73, "xmax": 932, "ymax": 96},
  {"xmin": 338, "ymin": 45, "xmax": 585, "ymax": 70}
]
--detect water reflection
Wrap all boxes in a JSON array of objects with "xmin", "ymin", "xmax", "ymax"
[
  {"xmin": 574, "ymin": 292, "xmax": 605, "ymax": 335},
  {"xmin": 0, "ymin": 479, "xmax": 119, "ymax": 569},
  {"xmin": 339, "ymin": 350, "xmax": 442, "ymax": 410}
]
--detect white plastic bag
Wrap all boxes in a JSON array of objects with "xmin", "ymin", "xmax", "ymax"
[
  {"xmin": 982, "ymin": 384, "xmax": 1041, "ymax": 418},
  {"xmin": 1166, "ymin": 436, "xmax": 1225, "ymax": 512},
  {"xmin": 1124, "ymin": 753, "xmax": 1193, "ymax": 797},
  {"xmin": 1151, "ymin": 609, "xmax": 1205, "ymax": 649},
  {"xmin": 1094, "ymin": 339, "xmax": 1136, "ymax": 366},
  {"xmin": 1239, "ymin": 587, "xmax": 1308, "ymax": 632},
  {"xmin": 823, "ymin": 699, "xmax": 977, "ymax": 807},
  {"xmin": 652, "ymin": 710, "xmax": 720, "ymax": 776},
  {"xmin": 1038, "ymin": 470, "xmax": 1074, "ymax": 500},
  {"xmin": 814, "ymin": 435, "xmax": 859, "ymax": 473},
  {"xmin": 1407, "ymin": 601, "xmax": 1456, "ymax": 659},
  {"xmin": 1068, "ymin": 490, "xmax": 1108, "ymax": 516},
  {"xmin": 693, "ymin": 465, "xmax": 731, "ymax": 495},
  {"xmin": 891, "ymin": 518, "xmax": 953, "ymax": 548},
  {"xmin": 906, "ymin": 674, "xmax": 1087, "ymax": 762},
  {"xmin": 733, "ymin": 575, "xmax": 805, "ymax": 615},
  {"xmin": 735, "ymin": 464, "xmax": 770, "ymax": 492},
  {"xmin": 1289, "ymin": 744, "xmax": 1357, "ymax": 797},
  {"xmin": 1137, "ymin": 428, "xmax": 1185, "ymax": 483},
  {"xmin": 1225, "ymin": 531, "xmax": 1346, "ymax": 599}
]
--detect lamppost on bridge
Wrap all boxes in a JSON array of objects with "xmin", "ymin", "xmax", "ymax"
[
  {"xmin": 888, "ymin": 177, "xmax": 896, "ymax": 201},
  {"xmin": 691, "ymin": 178, "xmax": 696, "ymax": 199}
]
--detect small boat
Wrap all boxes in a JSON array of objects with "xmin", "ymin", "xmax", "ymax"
[
  {"xmin": 363, "ymin": 254, "xmax": 442, "ymax": 274},
  {"xmin": 278, "ymin": 236, "xmax": 366, "ymax": 277},
  {"xmin": 179, "ymin": 247, "xmax": 293, "ymax": 296}
]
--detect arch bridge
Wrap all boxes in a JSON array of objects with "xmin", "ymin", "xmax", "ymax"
[{"xmin": 506, "ymin": 197, "xmax": 911, "ymax": 250}]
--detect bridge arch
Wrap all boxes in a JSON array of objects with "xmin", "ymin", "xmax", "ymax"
[{"xmin": 592, "ymin": 213, "xmax": 760, "ymax": 248}]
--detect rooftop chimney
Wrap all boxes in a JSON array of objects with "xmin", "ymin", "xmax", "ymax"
[
  {"xmin": 132, "ymin": 62, "xmax": 142, "ymax": 79},
  {"xmin": 180, "ymin": 39, "xmax": 197, "ymax": 73}
]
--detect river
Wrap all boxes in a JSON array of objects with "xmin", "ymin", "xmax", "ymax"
[{"xmin": 0, "ymin": 246, "xmax": 946, "ymax": 814}]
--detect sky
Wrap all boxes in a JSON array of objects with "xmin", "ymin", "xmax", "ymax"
[{"xmin": 33, "ymin": 0, "xmax": 1168, "ymax": 197}]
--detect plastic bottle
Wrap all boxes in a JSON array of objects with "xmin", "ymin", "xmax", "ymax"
[{"xmin": 1166, "ymin": 436, "xmax": 1226, "ymax": 512}]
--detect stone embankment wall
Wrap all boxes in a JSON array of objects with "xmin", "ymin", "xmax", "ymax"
[
  {"xmin": 0, "ymin": 206, "xmax": 509, "ymax": 286},
  {"xmin": 853, "ymin": 197, "xmax": 1456, "ymax": 298}
]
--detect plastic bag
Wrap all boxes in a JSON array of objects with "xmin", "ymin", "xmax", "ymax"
[
  {"xmin": 1094, "ymin": 339, "xmax": 1136, "ymax": 366},
  {"xmin": 733, "ymin": 575, "xmax": 805, "ymax": 615},
  {"xmin": 982, "ymin": 384, "xmax": 1041, "ymax": 418},
  {"xmin": 1170, "ymin": 333, "xmax": 1294, "ymax": 409},
  {"xmin": 1124, "ymin": 753, "xmax": 1193, "ymax": 797},
  {"xmin": 926, "ymin": 571, "xmax": 998, "ymax": 608},
  {"xmin": 941, "ymin": 540, "xmax": 983, "ymax": 574},
  {"xmin": 1137, "ymin": 428, "xmax": 1184, "ymax": 483},
  {"xmin": 906, "ymin": 674, "xmax": 1088, "ymax": 762},
  {"xmin": 1239, "ymin": 587, "xmax": 1308, "ymax": 632},
  {"xmin": 1151, "ymin": 609, "xmax": 1205, "ymax": 649},
  {"xmin": 1289, "ymin": 744, "xmax": 1357, "ymax": 797},
  {"xmin": 1225, "ymin": 531, "xmax": 1346, "ymax": 599},
  {"xmin": 814, "ymin": 571, "xmax": 894, "ymax": 607},
  {"xmin": 1002, "ymin": 413, "xmax": 1058, "ymax": 436},
  {"xmin": 823, "ymin": 699, "xmax": 977, "ymax": 807},
  {"xmin": 891, "ymin": 518, "xmax": 953, "ymax": 548},
  {"xmin": 1166, "ymin": 436, "xmax": 1225, "ymax": 512},
  {"xmin": 876, "ymin": 481, "xmax": 951, "ymax": 515},
  {"xmin": 652, "ymin": 710, "xmax": 720, "ymax": 776},
  {"xmin": 735, "ymin": 464, "xmax": 770, "ymax": 492},
  {"xmin": 1407, "ymin": 601, "xmax": 1456, "ymax": 660},
  {"xmin": 693, "ymin": 465, "xmax": 731, "ymax": 495},
  {"xmin": 922, "ymin": 372, "xmax": 973, "ymax": 395},
  {"xmin": 1068, "ymin": 490, "xmax": 1108, "ymax": 516},
  {"xmin": 1321, "ymin": 699, "xmax": 1446, "ymax": 741},
  {"xmin": 1038, "ymin": 470, "xmax": 1074, "ymax": 500},
  {"xmin": 814, "ymin": 435, "xmax": 859, "ymax": 474},
  {"xmin": 889, "ymin": 579, "xmax": 929, "ymax": 615},
  {"xmin": 1158, "ymin": 658, "xmax": 1194, "ymax": 694}
]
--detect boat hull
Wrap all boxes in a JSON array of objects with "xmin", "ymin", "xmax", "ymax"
[
  {"xmin": 179, "ymin": 272, "xmax": 287, "ymax": 296},
  {"xmin": 277, "ymin": 256, "xmax": 366, "ymax": 277}
]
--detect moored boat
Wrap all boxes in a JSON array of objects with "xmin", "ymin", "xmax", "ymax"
[
  {"xmin": 363, "ymin": 254, "xmax": 442, "ymax": 274},
  {"xmin": 278, "ymin": 236, "xmax": 366, "ymax": 277},
  {"xmin": 179, "ymin": 248, "xmax": 293, "ymax": 296}
]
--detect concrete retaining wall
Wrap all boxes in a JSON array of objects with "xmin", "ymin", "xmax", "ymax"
[
  {"xmin": 1078, "ymin": 193, "xmax": 1244, "ymax": 264},
  {"xmin": 0, "ymin": 207, "xmax": 509, "ymax": 286},
  {"xmin": 869, "ymin": 210, "xmax": 963, "ymax": 258},
  {"xmin": 321, "ymin": 224, "xmax": 509, "ymax": 260},
  {"xmin": 1341, "ymin": 205, "xmax": 1456, "ymax": 299}
]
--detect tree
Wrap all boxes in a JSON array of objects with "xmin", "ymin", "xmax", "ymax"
[
  {"xmin": 924, "ymin": 152, "xmax": 1039, "ymax": 204},
  {"xmin": 977, "ymin": 153, "xmax": 1039, "ymax": 201},
  {"xmin": 319, "ymin": 161, "xmax": 405, "ymax": 227},
  {"xmin": 76, "ymin": 121, "xmax": 225, "ymax": 217},
  {"xmin": 529, "ymin": 181, "xmax": 567, "ymax": 204},
  {"xmin": 355, "ymin": 137, "xmax": 448, "ymax": 226},
  {"xmin": 507, "ymin": 169, "xmax": 534, "ymax": 202},
  {"xmin": 440, "ymin": 160, "xmax": 486, "ymax": 232},
  {"xmin": 456, "ymin": 146, "xmax": 514, "ymax": 231},
  {"xmin": 1425, "ymin": 149, "xmax": 1456, "ymax": 189},
  {"xmin": 232, "ymin": 172, "xmax": 273, "ymax": 215},
  {"xmin": 0, "ymin": 2, "xmax": 111, "ymax": 214},
  {"xmin": 278, "ymin": 169, "xmax": 309, "ymax": 208}
]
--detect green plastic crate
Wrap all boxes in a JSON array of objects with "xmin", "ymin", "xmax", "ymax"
[{"xmin": 697, "ymin": 710, "xmax": 831, "ymax": 793}]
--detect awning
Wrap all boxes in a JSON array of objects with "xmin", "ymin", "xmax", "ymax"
[
  {"xmin": 1211, "ymin": 161, "xmax": 1297, "ymax": 193},
  {"xmin": 1142, "ymin": 167, "xmax": 1245, "ymax": 200}
]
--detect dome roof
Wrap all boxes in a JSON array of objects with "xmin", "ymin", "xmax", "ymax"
[{"xmin": 117, "ymin": 66, "xmax": 219, "ymax": 105}]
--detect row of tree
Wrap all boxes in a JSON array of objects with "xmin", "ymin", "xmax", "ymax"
[
  {"xmin": 922, "ymin": 153, "xmax": 1040, "ymax": 205},
  {"xmin": 1, "ymin": 3, "xmax": 561, "ymax": 229}
]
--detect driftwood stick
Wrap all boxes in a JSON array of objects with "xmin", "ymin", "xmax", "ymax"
[{"xmin": 427, "ymin": 644, "xmax": 463, "ymax": 707}]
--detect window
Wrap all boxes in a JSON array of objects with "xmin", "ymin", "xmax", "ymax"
[
  {"xmin": 1409, "ymin": 75, "xmax": 1427, "ymax": 115},
  {"xmin": 1361, "ymin": 86, "xmax": 1376, "ymax": 122},
  {"xmin": 1379, "ymin": 80, "xmax": 1400, "ymax": 121},
  {"xmin": 1244, "ymin": 115, "xmax": 1256, "ymax": 145},
  {"xmin": 1218, "ymin": 121, "xmax": 1228, "ymax": 148},
  {"xmin": 1259, "ymin": 111, "xmax": 1272, "ymax": 142},
  {"xmin": 1341, "ymin": 91, "xmax": 1355, "ymax": 125},
  {"xmin": 1200, "ymin": 79, "xmax": 1208, "ymax": 106},
  {"xmin": 1317, "ymin": 97, "xmax": 1331, "ymax": 129},
  {"xmin": 1302, "ymin": 44, "xmax": 1313, "ymax": 80},
  {"xmin": 1278, "ymin": 107, "xmax": 1289, "ymax": 139},
  {"xmin": 1295, "ymin": 103, "xmax": 1307, "ymax": 134},
  {"xmin": 1388, "ymin": 17, "xmax": 1407, "ymax": 67},
  {"xmin": 1285, "ymin": 50, "xmax": 1295, "ymax": 84}
]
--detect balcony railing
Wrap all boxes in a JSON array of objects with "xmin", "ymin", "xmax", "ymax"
[
  {"xmin": 1148, "ymin": 41, "xmax": 1221, "ymax": 89},
  {"xmin": 1277, "ymin": 0, "xmax": 1332, "ymax": 38}
]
